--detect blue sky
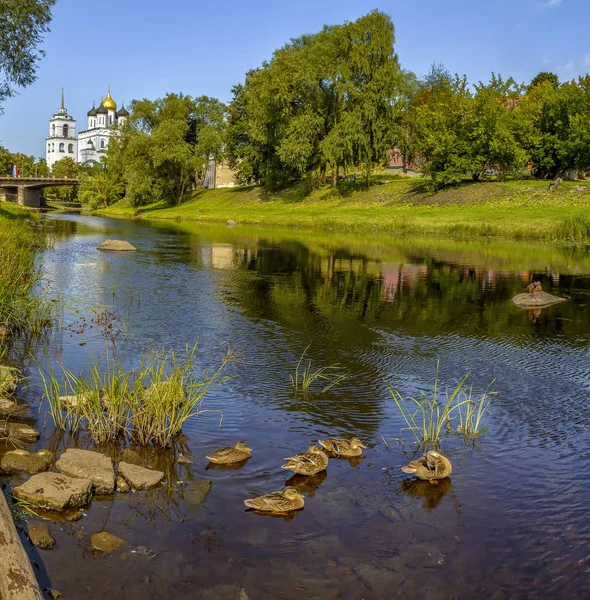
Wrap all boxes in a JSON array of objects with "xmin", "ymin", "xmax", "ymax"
[{"xmin": 1, "ymin": 0, "xmax": 589, "ymax": 157}]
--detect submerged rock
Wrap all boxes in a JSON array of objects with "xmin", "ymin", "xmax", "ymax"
[
  {"xmin": 176, "ymin": 453, "xmax": 194, "ymax": 465},
  {"xmin": 1, "ymin": 449, "xmax": 54, "ymax": 475},
  {"xmin": 27, "ymin": 523, "xmax": 55, "ymax": 549},
  {"xmin": 116, "ymin": 476, "xmax": 130, "ymax": 493},
  {"xmin": 121, "ymin": 448, "xmax": 143, "ymax": 466},
  {"xmin": 512, "ymin": 291, "xmax": 567, "ymax": 309},
  {"xmin": 184, "ymin": 480, "xmax": 212, "ymax": 510},
  {"xmin": 118, "ymin": 462, "xmax": 164, "ymax": 490},
  {"xmin": 56, "ymin": 449, "xmax": 115, "ymax": 494},
  {"xmin": 90, "ymin": 531, "xmax": 125, "ymax": 553},
  {"xmin": 0, "ymin": 397, "xmax": 28, "ymax": 417},
  {"xmin": 226, "ymin": 219, "xmax": 238, "ymax": 227},
  {"xmin": 13, "ymin": 472, "xmax": 93, "ymax": 511},
  {"xmin": 0, "ymin": 365, "xmax": 18, "ymax": 395},
  {"xmin": 0, "ymin": 422, "xmax": 40, "ymax": 443},
  {"xmin": 97, "ymin": 239, "xmax": 136, "ymax": 252}
]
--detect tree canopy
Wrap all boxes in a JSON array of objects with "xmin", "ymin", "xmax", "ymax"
[{"xmin": 0, "ymin": 0, "xmax": 55, "ymax": 114}]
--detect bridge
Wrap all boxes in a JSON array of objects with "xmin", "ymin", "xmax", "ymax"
[{"xmin": 0, "ymin": 177, "xmax": 81, "ymax": 208}]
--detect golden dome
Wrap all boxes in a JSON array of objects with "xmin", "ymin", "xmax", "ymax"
[{"xmin": 101, "ymin": 87, "xmax": 117, "ymax": 111}]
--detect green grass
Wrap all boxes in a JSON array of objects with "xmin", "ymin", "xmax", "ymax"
[
  {"xmin": 290, "ymin": 344, "xmax": 347, "ymax": 396},
  {"xmin": 389, "ymin": 364, "xmax": 495, "ymax": 447},
  {"xmin": 94, "ymin": 178, "xmax": 590, "ymax": 242},
  {"xmin": 0, "ymin": 204, "xmax": 52, "ymax": 334},
  {"xmin": 40, "ymin": 343, "xmax": 235, "ymax": 448}
]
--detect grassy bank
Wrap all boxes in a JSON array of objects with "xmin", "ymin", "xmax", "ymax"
[
  {"xmin": 0, "ymin": 204, "xmax": 50, "ymax": 334},
  {"xmin": 95, "ymin": 178, "xmax": 590, "ymax": 242}
]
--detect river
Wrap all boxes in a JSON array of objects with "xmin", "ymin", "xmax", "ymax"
[{"xmin": 4, "ymin": 213, "xmax": 590, "ymax": 599}]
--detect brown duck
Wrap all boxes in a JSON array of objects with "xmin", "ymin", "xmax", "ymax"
[
  {"xmin": 206, "ymin": 441, "xmax": 251, "ymax": 464},
  {"xmin": 244, "ymin": 486, "xmax": 305, "ymax": 513},
  {"xmin": 526, "ymin": 281, "xmax": 542, "ymax": 294},
  {"xmin": 401, "ymin": 451, "xmax": 452, "ymax": 483},
  {"xmin": 282, "ymin": 444, "xmax": 329, "ymax": 476},
  {"xmin": 318, "ymin": 437, "xmax": 366, "ymax": 458}
]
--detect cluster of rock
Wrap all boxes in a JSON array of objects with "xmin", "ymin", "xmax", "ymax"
[{"xmin": 11, "ymin": 449, "xmax": 165, "ymax": 512}]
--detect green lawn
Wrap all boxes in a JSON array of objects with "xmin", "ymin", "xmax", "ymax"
[{"xmin": 94, "ymin": 177, "xmax": 590, "ymax": 242}]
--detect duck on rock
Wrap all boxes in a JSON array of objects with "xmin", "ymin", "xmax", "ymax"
[{"xmin": 401, "ymin": 451, "xmax": 452, "ymax": 483}]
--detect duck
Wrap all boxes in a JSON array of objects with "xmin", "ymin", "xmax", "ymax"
[
  {"xmin": 281, "ymin": 444, "xmax": 329, "ymax": 476},
  {"xmin": 318, "ymin": 437, "xmax": 366, "ymax": 458},
  {"xmin": 401, "ymin": 451, "xmax": 452, "ymax": 483},
  {"xmin": 244, "ymin": 486, "xmax": 305, "ymax": 513},
  {"xmin": 206, "ymin": 441, "xmax": 252, "ymax": 464},
  {"xmin": 526, "ymin": 281, "xmax": 542, "ymax": 294}
]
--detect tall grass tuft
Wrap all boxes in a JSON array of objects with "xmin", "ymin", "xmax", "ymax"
[
  {"xmin": 40, "ymin": 343, "xmax": 235, "ymax": 448},
  {"xmin": 290, "ymin": 344, "xmax": 347, "ymax": 395},
  {"xmin": 389, "ymin": 363, "xmax": 495, "ymax": 446},
  {"xmin": 555, "ymin": 214, "xmax": 590, "ymax": 243}
]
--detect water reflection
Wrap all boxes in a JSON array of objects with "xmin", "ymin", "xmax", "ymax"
[{"xmin": 9, "ymin": 214, "xmax": 590, "ymax": 599}]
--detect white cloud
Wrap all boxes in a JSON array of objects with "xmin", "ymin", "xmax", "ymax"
[
  {"xmin": 545, "ymin": 0, "xmax": 562, "ymax": 6},
  {"xmin": 583, "ymin": 54, "xmax": 590, "ymax": 68}
]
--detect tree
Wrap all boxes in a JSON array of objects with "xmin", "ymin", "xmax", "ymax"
[
  {"xmin": 47, "ymin": 156, "xmax": 80, "ymax": 200},
  {"xmin": 0, "ymin": 0, "xmax": 56, "ymax": 114},
  {"xmin": 528, "ymin": 71, "xmax": 559, "ymax": 92},
  {"xmin": 78, "ymin": 167, "xmax": 124, "ymax": 209}
]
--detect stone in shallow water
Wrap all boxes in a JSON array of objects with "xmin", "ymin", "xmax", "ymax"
[
  {"xmin": 56, "ymin": 449, "xmax": 115, "ymax": 494},
  {"xmin": 121, "ymin": 448, "xmax": 143, "ymax": 466},
  {"xmin": 118, "ymin": 461, "xmax": 164, "ymax": 490},
  {"xmin": 97, "ymin": 239, "xmax": 136, "ymax": 252},
  {"xmin": 184, "ymin": 480, "xmax": 212, "ymax": 510},
  {"xmin": 116, "ymin": 476, "xmax": 130, "ymax": 493},
  {"xmin": 1, "ymin": 449, "xmax": 54, "ymax": 475},
  {"xmin": 176, "ymin": 453, "xmax": 194, "ymax": 465},
  {"xmin": 0, "ymin": 398, "xmax": 28, "ymax": 417},
  {"xmin": 90, "ymin": 531, "xmax": 125, "ymax": 553},
  {"xmin": 0, "ymin": 422, "xmax": 40, "ymax": 443},
  {"xmin": 0, "ymin": 365, "xmax": 18, "ymax": 395},
  {"xmin": 512, "ymin": 291, "xmax": 567, "ymax": 309},
  {"xmin": 27, "ymin": 522, "xmax": 55, "ymax": 549},
  {"xmin": 13, "ymin": 472, "xmax": 93, "ymax": 511}
]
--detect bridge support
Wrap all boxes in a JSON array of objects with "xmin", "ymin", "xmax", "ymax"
[{"xmin": 17, "ymin": 187, "xmax": 42, "ymax": 208}]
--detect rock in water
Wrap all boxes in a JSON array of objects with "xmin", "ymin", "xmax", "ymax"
[
  {"xmin": 184, "ymin": 480, "xmax": 212, "ymax": 510},
  {"xmin": 115, "ymin": 476, "xmax": 130, "ymax": 493},
  {"xmin": 0, "ymin": 365, "xmax": 18, "ymax": 395},
  {"xmin": 121, "ymin": 448, "xmax": 143, "ymax": 466},
  {"xmin": 226, "ymin": 219, "xmax": 237, "ymax": 227},
  {"xmin": 176, "ymin": 453, "xmax": 194, "ymax": 465},
  {"xmin": 118, "ymin": 462, "xmax": 164, "ymax": 490},
  {"xmin": 13, "ymin": 472, "xmax": 93, "ymax": 511},
  {"xmin": 0, "ymin": 422, "xmax": 40, "ymax": 443},
  {"xmin": 1, "ymin": 449, "xmax": 54, "ymax": 475},
  {"xmin": 56, "ymin": 449, "xmax": 115, "ymax": 494},
  {"xmin": 97, "ymin": 239, "xmax": 136, "ymax": 251},
  {"xmin": 512, "ymin": 291, "xmax": 567, "ymax": 309},
  {"xmin": 90, "ymin": 531, "xmax": 125, "ymax": 553},
  {"xmin": 0, "ymin": 397, "xmax": 28, "ymax": 417},
  {"xmin": 27, "ymin": 523, "xmax": 55, "ymax": 549}
]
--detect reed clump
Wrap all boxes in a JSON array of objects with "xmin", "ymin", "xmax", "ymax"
[
  {"xmin": 290, "ymin": 344, "xmax": 347, "ymax": 396},
  {"xmin": 40, "ymin": 343, "xmax": 234, "ymax": 448},
  {"xmin": 389, "ymin": 364, "xmax": 495, "ymax": 446}
]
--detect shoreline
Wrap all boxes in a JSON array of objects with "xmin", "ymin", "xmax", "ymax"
[{"xmin": 91, "ymin": 179, "xmax": 590, "ymax": 243}]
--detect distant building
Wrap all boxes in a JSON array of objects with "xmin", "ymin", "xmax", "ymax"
[
  {"xmin": 78, "ymin": 87, "xmax": 128, "ymax": 167},
  {"xmin": 46, "ymin": 89, "xmax": 77, "ymax": 169}
]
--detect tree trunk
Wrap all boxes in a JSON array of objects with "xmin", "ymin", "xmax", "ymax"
[
  {"xmin": 320, "ymin": 164, "xmax": 326, "ymax": 185},
  {"xmin": 331, "ymin": 162, "xmax": 339, "ymax": 187}
]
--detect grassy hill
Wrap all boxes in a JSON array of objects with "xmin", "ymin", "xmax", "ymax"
[{"xmin": 94, "ymin": 176, "xmax": 590, "ymax": 242}]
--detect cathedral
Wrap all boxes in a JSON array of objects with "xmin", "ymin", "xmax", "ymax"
[{"xmin": 45, "ymin": 88, "xmax": 129, "ymax": 169}]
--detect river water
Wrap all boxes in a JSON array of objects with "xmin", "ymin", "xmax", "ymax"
[{"xmin": 4, "ymin": 213, "xmax": 590, "ymax": 599}]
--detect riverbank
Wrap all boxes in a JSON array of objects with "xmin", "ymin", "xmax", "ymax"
[
  {"xmin": 94, "ymin": 178, "xmax": 590, "ymax": 242},
  {"xmin": 0, "ymin": 204, "xmax": 50, "ymax": 334}
]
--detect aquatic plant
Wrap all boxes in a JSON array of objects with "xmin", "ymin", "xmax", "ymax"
[
  {"xmin": 389, "ymin": 364, "xmax": 495, "ymax": 446},
  {"xmin": 40, "ymin": 343, "xmax": 235, "ymax": 448},
  {"xmin": 290, "ymin": 344, "xmax": 347, "ymax": 395},
  {"xmin": 10, "ymin": 497, "xmax": 39, "ymax": 522}
]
